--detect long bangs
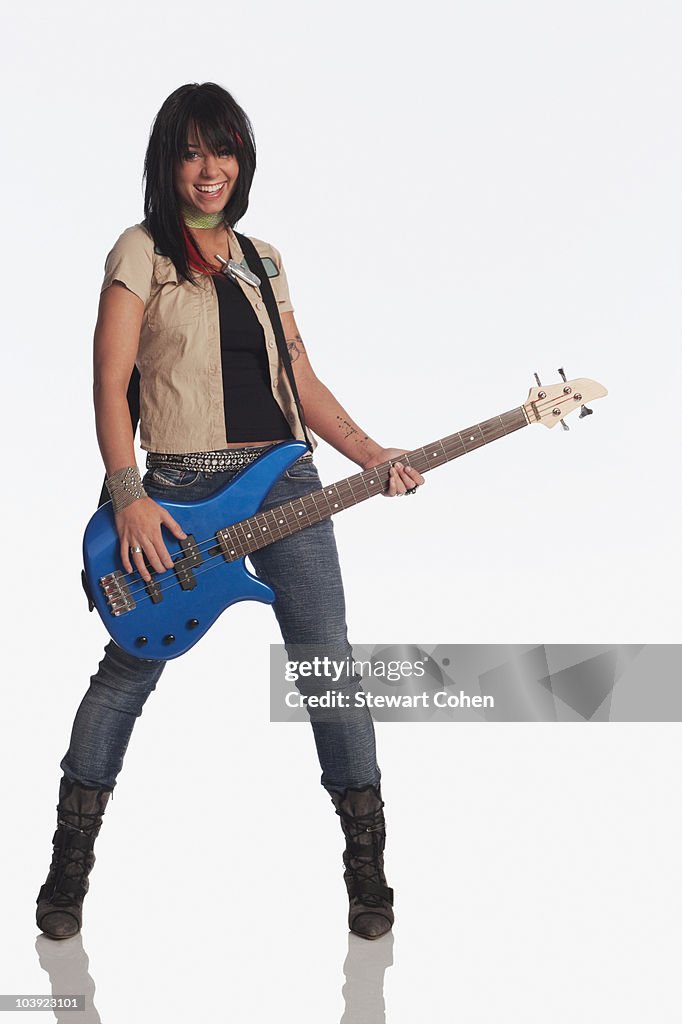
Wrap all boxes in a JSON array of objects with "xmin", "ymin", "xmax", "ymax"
[{"xmin": 178, "ymin": 105, "xmax": 240, "ymax": 160}]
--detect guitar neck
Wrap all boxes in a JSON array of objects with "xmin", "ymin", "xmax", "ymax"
[{"xmin": 216, "ymin": 406, "xmax": 529, "ymax": 562}]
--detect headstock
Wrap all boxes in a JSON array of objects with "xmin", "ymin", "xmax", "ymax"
[{"xmin": 524, "ymin": 369, "xmax": 608, "ymax": 429}]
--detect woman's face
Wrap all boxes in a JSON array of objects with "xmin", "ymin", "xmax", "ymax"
[{"xmin": 174, "ymin": 127, "xmax": 239, "ymax": 214}]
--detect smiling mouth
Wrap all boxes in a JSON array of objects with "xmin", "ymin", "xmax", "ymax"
[{"xmin": 194, "ymin": 182, "xmax": 227, "ymax": 195}]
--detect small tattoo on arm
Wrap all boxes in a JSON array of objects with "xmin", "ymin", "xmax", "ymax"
[
  {"xmin": 336, "ymin": 416, "xmax": 369, "ymax": 443},
  {"xmin": 286, "ymin": 333, "xmax": 306, "ymax": 363}
]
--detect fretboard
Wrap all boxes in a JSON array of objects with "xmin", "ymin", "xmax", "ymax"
[{"xmin": 216, "ymin": 406, "xmax": 529, "ymax": 561}]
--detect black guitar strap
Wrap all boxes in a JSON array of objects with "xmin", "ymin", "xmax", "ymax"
[{"xmin": 234, "ymin": 232, "xmax": 312, "ymax": 451}]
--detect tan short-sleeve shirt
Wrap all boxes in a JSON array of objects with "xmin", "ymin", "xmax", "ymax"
[{"xmin": 100, "ymin": 223, "xmax": 308, "ymax": 454}]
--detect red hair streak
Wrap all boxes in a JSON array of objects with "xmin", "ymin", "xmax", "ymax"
[{"xmin": 181, "ymin": 221, "xmax": 221, "ymax": 276}]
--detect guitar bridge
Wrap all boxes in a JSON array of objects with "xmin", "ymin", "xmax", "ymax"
[{"xmin": 99, "ymin": 571, "xmax": 136, "ymax": 616}]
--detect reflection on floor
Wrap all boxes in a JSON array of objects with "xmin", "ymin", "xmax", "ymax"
[
  {"xmin": 341, "ymin": 931, "xmax": 394, "ymax": 1024},
  {"xmin": 35, "ymin": 926, "xmax": 394, "ymax": 1023},
  {"xmin": 35, "ymin": 933, "xmax": 101, "ymax": 1024}
]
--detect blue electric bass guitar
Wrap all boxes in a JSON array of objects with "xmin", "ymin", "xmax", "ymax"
[{"xmin": 82, "ymin": 375, "xmax": 607, "ymax": 660}]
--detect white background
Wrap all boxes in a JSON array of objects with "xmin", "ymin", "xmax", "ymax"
[{"xmin": 2, "ymin": 1, "xmax": 681, "ymax": 1021}]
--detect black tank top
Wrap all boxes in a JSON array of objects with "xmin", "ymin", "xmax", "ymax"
[{"xmin": 212, "ymin": 272, "xmax": 293, "ymax": 443}]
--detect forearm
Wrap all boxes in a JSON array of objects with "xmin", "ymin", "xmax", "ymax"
[
  {"xmin": 299, "ymin": 377, "xmax": 383, "ymax": 468},
  {"xmin": 93, "ymin": 382, "xmax": 138, "ymax": 476}
]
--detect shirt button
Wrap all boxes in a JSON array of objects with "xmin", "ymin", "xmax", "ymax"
[
  {"xmin": 273, "ymin": 378, "xmax": 278, "ymax": 388},
  {"xmin": 256, "ymin": 300, "xmax": 264, "ymax": 310},
  {"xmin": 268, "ymin": 340, "xmax": 275, "ymax": 348}
]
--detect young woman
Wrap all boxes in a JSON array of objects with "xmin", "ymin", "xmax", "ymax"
[{"xmin": 36, "ymin": 82, "xmax": 424, "ymax": 942}]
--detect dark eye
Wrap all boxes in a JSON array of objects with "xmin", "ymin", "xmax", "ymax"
[{"xmin": 182, "ymin": 150, "xmax": 200, "ymax": 161}]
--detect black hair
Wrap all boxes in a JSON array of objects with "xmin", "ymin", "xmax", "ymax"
[{"xmin": 142, "ymin": 82, "xmax": 257, "ymax": 284}]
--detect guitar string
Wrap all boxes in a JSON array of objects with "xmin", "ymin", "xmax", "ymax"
[
  {"xmin": 121, "ymin": 384, "xmax": 567, "ymax": 593},
  {"xmin": 117, "ymin": 425, "xmax": 510, "ymax": 603},
  {"xmin": 102, "ymin": 395, "xmax": 569, "ymax": 613},
  {"xmin": 113, "ymin": 405, "xmax": 539, "ymax": 606},
  {"xmin": 109, "ymin": 410, "xmax": 535, "ymax": 607},
  {"xmin": 117, "ymin": 474, "xmax": 394, "ymax": 605},
  {"xmin": 120, "ymin": 464, "xmax": 396, "ymax": 600}
]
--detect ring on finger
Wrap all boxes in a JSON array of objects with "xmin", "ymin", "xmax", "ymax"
[
  {"xmin": 405, "ymin": 486, "xmax": 418, "ymax": 495},
  {"xmin": 130, "ymin": 545, "xmax": 143, "ymax": 554}
]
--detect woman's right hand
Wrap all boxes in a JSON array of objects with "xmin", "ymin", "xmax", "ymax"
[{"xmin": 115, "ymin": 497, "xmax": 187, "ymax": 581}]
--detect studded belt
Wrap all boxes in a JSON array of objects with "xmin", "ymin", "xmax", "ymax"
[{"xmin": 146, "ymin": 446, "xmax": 312, "ymax": 474}]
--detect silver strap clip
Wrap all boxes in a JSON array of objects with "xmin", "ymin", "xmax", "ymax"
[{"xmin": 215, "ymin": 254, "xmax": 261, "ymax": 287}]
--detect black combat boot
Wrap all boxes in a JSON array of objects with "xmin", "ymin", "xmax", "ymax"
[
  {"xmin": 328, "ymin": 785, "xmax": 394, "ymax": 940},
  {"xmin": 36, "ymin": 777, "xmax": 112, "ymax": 939}
]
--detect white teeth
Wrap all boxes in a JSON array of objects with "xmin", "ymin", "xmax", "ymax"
[{"xmin": 196, "ymin": 183, "xmax": 225, "ymax": 193}]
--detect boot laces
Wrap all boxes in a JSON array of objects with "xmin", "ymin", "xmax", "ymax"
[
  {"xmin": 343, "ymin": 808, "xmax": 388, "ymax": 908},
  {"xmin": 46, "ymin": 813, "xmax": 102, "ymax": 906}
]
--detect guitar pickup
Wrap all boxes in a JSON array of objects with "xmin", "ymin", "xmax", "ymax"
[
  {"xmin": 99, "ymin": 570, "xmax": 136, "ymax": 616},
  {"xmin": 144, "ymin": 578, "xmax": 163, "ymax": 604},
  {"xmin": 174, "ymin": 535, "xmax": 204, "ymax": 591}
]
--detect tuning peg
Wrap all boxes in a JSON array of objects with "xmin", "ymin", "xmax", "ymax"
[
  {"xmin": 558, "ymin": 366, "xmax": 594, "ymax": 419},
  {"xmin": 533, "ymin": 372, "xmax": 543, "ymax": 387},
  {"xmin": 557, "ymin": 368, "xmax": 570, "ymax": 424}
]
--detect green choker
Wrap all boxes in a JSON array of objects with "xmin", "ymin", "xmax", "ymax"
[{"xmin": 180, "ymin": 202, "xmax": 225, "ymax": 229}]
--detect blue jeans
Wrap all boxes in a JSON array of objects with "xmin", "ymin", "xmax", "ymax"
[{"xmin": 60, "ymin": 458, "xmax": 381, "ymax": 793}]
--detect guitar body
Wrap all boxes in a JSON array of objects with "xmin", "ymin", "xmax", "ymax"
[{"xmin": 83, "ymin": 441, "xmax": 309, "ymax": 661}]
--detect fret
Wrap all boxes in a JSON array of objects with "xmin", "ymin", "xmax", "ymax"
[
  {"xmin": 417, "ymin": 440, "xmax": 448, "ymax": 471},
  {"xmin": 349, "ymin": 477, "xmax": 366, "ymax": 501},
  {"xmin": 458, "ymin": 426, "xmax": 486, "ymax": 454},
  {"xmin": 319, "ymin": 481, "xmax": 337, "ymax": 509},
  {"xmin": 500, "ymin": 408, "xmax": 526, "ymax": 433},
  {"xmin": 234, "ymin": 518, "xmax": 253, "ymax": 553},
  {"xmin": 304, "ymin": 494, "xmax": 320, "ymax": 524},
  {"xmin": 280, "ymin": 501, "xmax": 298, "ymax": 534},
  {"xmin": 291, "ymin": 497, "xmax": 311, "ymax": 528},
  {"xmin": 260, "ymin": 505, "xmax": 280, "ymax": 540},
  {"xmin": 493, "ymin": 414, "xmax": 507, "ymax": 437},
  {"xmin": 347, "ymin": 476, "xmax": 368, "ymax": 503},
  {"xmin": 255, "ymin": 509, "xmax": 280, "ymax": 543},
  {"xmin": 369, "ymin": 469, "xmax": 386, "ymax": 494},
  {"xmin": 308, "ymin": 489, "xmax": 326, "ymax": 524},
  {"xmin": 217, "ymin": 525, "xmax": 244, "ymax": 561},
  {"xmin": 336, "ymin": 480, "xmax": 356, "ymax": 506},
  {"xmin": 480, "ymin": 417, "xmax": 502, "ymax": 440},
  {"xmin": 275, "ymin": 508, "xmax": 290, "ymax": 531},
  {"xmin": 323, "ymin": 482, "xmax": 344, "ymax": 513},
  {"xmin": 227, "ymin": 528, "xmax": 242, "ymax": 559},
  {"xmin": 442, "ymin": 435, "xmax": 466, "ymax": 460},
  {"xmin": 408, "ymin": 446, "xmax": 431, "ymax": 474},
  {"xmin": 244, "ymin": 517, "xmax": 258, "ymax": 544}
]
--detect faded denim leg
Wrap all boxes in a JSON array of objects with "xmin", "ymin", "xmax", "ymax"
[
  {"xmin": 60, "ymin": 641, "xmax": 166, "ymax": 790},
  {"xmin": 251, "ymin": 459, "xmax": 381, "ymax": 792}
]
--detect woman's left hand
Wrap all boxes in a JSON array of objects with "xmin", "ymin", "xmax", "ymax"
[{"xmin": 362, "ymin": 448, "xmax": 426, "ymax": 498}]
